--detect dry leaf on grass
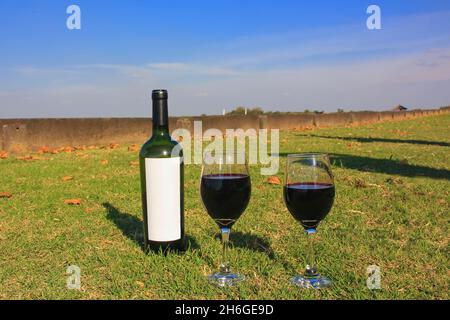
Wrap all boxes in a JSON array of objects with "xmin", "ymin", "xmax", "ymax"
[
  {"xmin": 62, "ymin": 176, "xmax": 73, "ymax": 181},
  {"xmin": 128, "ymin": 144, "xmax": 139, "ymax": 152},
  {"xmin": 64, "ymin": 199, "xmax": 81, "ymax": 205},
  {"xmin": 38, "ymin": 146, "xmax": 50, "ymax": 154},
  {"xmin": 101, "ymin": 160, "xmax": 108, "ymax": 165},
  {"xmin": 75, "ymin": 153, "xmax": 89, "ymax": 158},
  {"xmin": 16, "ymin": 155, "xmax": 40, "ymax": 161},
  {"xmin": 130, "ymin": 161, "xmax": 139, "ymax": 166},
  {"xmin": 353, "ymin": 178, "xmax": 367, "ymax": 188},
  {"xmin": 0, "ymin": 192, "xmax": 13, "ymax": 198},
  {"xmin": 109, "ymin": 143, "xmax": 120, "ymax": 149},
  {"xmin": 348, "ymin": 209, "xmax": 367, "ymax": 215},
  {"xmin": 267, "ymin": 176, "xmax": 281, "ymax": 185},
  {"xmin": 386, "ymin": 177, "xmax": 403, "ymax": 185},
  {"xmin": 51, "ymin": 146, "xmax": 72, "ymax": 153},
  {"xmin": 0, "ymin": 151, "xmax": 8, "ymax": 159}
]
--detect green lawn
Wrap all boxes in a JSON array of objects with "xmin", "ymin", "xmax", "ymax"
[{"xmin": 0, "ymin": 114, "xmax": 449, "ymax": 300}]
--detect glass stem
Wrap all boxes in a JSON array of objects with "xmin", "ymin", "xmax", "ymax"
[
  {"xmin": 220, "ymin": 227, "xmax": 231, "ymax": 274},
  {"xmin": 305, "ymin": 228, "xmax": 318, "ymax": 277}
]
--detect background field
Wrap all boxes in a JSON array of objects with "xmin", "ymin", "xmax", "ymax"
[{"xmin": 0, "ymin": 115, "xmax": 449, "ymax": 299}]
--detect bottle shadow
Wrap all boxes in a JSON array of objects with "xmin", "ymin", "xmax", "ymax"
[
  {"xmin": 103, "ymin": 203, "xmax": 277, "ymax": 261},
  {"xmin": 102, "ymin": 202, "xmax": 199, "ymax": 252}
]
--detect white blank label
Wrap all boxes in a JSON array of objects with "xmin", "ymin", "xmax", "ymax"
[{"xmin": 145, "ymin": 157, "xmax": 181, "ymax": 241}]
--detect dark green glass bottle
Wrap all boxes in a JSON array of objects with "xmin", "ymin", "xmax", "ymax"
[{"xmin": 139, "ymin": 89, "xmax": 185, "ymax": 253}]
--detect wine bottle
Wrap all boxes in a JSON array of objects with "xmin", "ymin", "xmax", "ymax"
[{"xmin": 139, "ymin": 89, "xmax": 185, "ymax": 252}]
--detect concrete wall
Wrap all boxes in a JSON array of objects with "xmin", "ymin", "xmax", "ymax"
[
  {"xmin": 351, "ymin": 112, "xmax": 380, "ymax": 124},
  {"xmin": 404, "ymin": 111, "xmax": 416, "ymax": 119},
  {"xmin": 378, "ymin": 112, "xmax": 394, "ymax": 121},
  {"xmin": 1, "ymin": 118, "xmax": 151, "ymax": 153},
  {"xmin": 1, "ymin": 108, "xmax": 448, "ymax": 153},
  {"xmin": 263, "ymin": 114, "xmax": 315, "ymax": 130},
  {"xmin": 314, "ymin": 112, "xmax": 353, "ymax": 127},
  {"xmin": 392, "ymin": 112, "xmax": 407, "ymax": 120}
]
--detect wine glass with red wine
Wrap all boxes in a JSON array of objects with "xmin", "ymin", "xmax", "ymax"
[
  {"xmin": 283, "ymin": 153, "xmax": 335, "ymax": 289},
  {"xmin": 200, "ymin": 152, "xmax": 251, "ymax": 286}
]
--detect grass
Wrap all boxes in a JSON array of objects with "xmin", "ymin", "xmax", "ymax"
[{"xmin": 0, "ymin": 114, "xmax": 449, "ymax": 300}]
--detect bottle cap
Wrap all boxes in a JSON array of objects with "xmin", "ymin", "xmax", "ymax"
[{"xmin": 152, "ymin": 89, "xmax": 168, "ymax": 100}]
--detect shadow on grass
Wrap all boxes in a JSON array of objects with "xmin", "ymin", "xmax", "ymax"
[
  {"xmin": 277, "ymin": 153, "xmax": 450, "ymax": 181},
  {"xmin": 296, "ymin": 134, "xmax": 450, "ymax": 147},
  {"xmin": 214, "ymin": 231, "xmax": 275, "ymax": 259},
  {"xmin": 102, "ymin": 203, "xmax": 199, "ymax": 252}
]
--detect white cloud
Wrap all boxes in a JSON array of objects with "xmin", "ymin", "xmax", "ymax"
[
  {"xmin": 2, "ymin": 11, "xmax": 450, "ymax": 117},
  {"xmin": 2, "ymin": 46, "xmax": 449, "ymax": 118},
  {"xmin": 147, "ymin": 62, "xmax": 241, "ymax": 77}
]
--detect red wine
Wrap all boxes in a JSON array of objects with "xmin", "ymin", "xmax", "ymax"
[
  {"xmin": 283, "ymin": 182, "xmax": 335, "ymax": 229},
  {"xmin": 139, "ymin": 89, "xmax": 185, "ymax": 252},
  {"xmin": 200, "ymin": 174, "xmax": 251, "ymax": 228}
]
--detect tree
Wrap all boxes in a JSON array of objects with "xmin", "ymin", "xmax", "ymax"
[
  {"xmin": 247, "ymin": 107, "xmax": 263, "ymax": 115},
  {"xmin": 227, "ymin": 106, "xmax": 264, "ymax": 116},
  {"xmin": 227, "ymin": 106, "xmax": 246, "ymax": 115}
]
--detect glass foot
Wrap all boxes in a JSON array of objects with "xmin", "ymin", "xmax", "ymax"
[
  {"xmin": 208, "ymin": 272, "xmax": 244, "ymax": 287},
  {"xmin": 291, "ymin": 275, "xmax": 331, "ymax": 289}
]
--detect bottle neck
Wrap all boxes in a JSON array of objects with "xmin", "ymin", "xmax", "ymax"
[{"xmin": 152, "ymin": 99, "xmax": 169, "ymax": 136}]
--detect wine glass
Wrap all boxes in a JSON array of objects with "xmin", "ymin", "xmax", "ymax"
[
  {"xmin": 283, "ymin": 153, "xmax": 335, "ymax": 288},
  {"xmin": 200, "ymin": 151, "xmax": 251, "ymax": 286}
]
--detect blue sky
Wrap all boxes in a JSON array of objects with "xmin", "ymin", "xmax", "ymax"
[{"xmin": 1, "ymin": 0, "xmax": 450, "ymax": 118}]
